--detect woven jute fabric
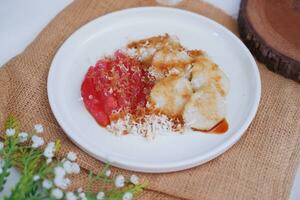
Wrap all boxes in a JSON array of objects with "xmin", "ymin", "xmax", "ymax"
[{"xmin": 0, "ymin": 0, "xmax": 300, "ymax": 199}]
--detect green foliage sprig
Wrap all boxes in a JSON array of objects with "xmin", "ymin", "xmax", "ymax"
[{"xmin": 0, "ymin": 116, "xmax": 147, "ymax": 200}]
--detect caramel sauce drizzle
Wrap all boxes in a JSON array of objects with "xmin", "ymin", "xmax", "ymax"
[{"xmin": 192, "ymin": 119, "xmax": 229, "ymax": 134}]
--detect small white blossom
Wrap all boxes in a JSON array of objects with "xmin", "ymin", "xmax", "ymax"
[
  {"xmin": 54, "ymin": 177, "xmax": 70, "ymax": 190},
  {"xmin": 122, "ymin": 192, "xmax": 133, "ymax": 200},
  {"xmin": 18, "ymin": 132, "xmax": 28, "ymax": 142},
  {"xmin": 96, "ymin": 191, "xmax": 105, "ymax": 200},
  {"xmin": 115, "ymin": 175, "xmax": 125, "ymax": 188},
  {"xmin": 34, "ymin": 124, "xmax": 44, "ymax": 133},
  {"xmin": 31, "ymin": 135, "xmax": 44, "ymax": 148},
  {"xmin": 54, "ymin": 166, "xmax": 66, "ymax": 178},
  {"xmin": 67, "ymin": 151, "xmax": 77, "ymax": 161},
  {"xmin": 44, "ymin": 142, "xmax": 55, "ymax": 159},
  {"xmin": 79, "ymin": 192, "xmax": 87, "ymax": 200},
  {"xmin": 47, "ymin": 158, "xmax": 52, "ymax": 164},
  {"xmin": 62, "ymin": 178, "xmax": 70, "ymax": 189},
  {"xmin": 33, "ymin": 175, "xmax": 40, "ymax": 181},
  {"xmin": 54, "ymin": 177, "xmax": 62, "ymax": 188},
  {"xmin": 51, "ymin": 188, "xmax": 64, "ymax": 199},
  {"xmin": 6, "ymin": 128, "xmax": 15, "ymax": 137},
  {"xmin": 64, "ymin": 178, "xmax": 71, "ymax": 187},
  {"xmin": 42, "ymin": 179, "xmax": 53, "ymax": 189},
  {"xmin": 105, "ymin": 169, "xmax": 111, "ymax": 177},
  {"xmin": 0, "ymin": 142, "xmax": 4, "ymax": 150},
  {"xmin": 77, "ymin": 187, "xmax": 83, "ymax": 193},
  {"xmin": 71, "ymin": 162, "xmax": 80, "ymax": 174},
  {"xmin": 130, "ymin": 174, "xmax": 139, "ymax": 185},
  {"xmin": 66, "ymin": 192, "xmax": 77, "ymax": 200},
  {"xmin": 63, "ymin": 160, "xmax": 73, "ymax": 174}
]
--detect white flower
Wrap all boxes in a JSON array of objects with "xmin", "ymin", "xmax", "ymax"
[
  {"xmin": 54, "ymin": 166, "xmax": 66, "ymax": 178},
  {"xmin": 54, "ymin": 177, "xmax": 70, "ymax": 190},
  {"xmin": 79, "ymin": 192, "xmax": 87, "ymax": 200},
  {"xmin": 71, "ymin": 162, "xmax": 80, "ymax": 174},
  {"xmin": 96, "ymin": 191, "xmax": 105, "ymax": 200},
  {"xmin": 122, "ymin": 192, "xmax": 133, "ymax": 200},
  {"xmin": 33, "ymin": 175, "xmax": 40, "ymax": 181},
  {"xmin": 130, "ymin": 174, "xmax": 139, "ymax": 185},
  {"xmin": 62, "ymin": 158, "xmax": 80, "ymax": 174},
  {"xmin": 51, "ymin": 188, "xmax": 64, "ymax": 199},
  {"xmin": 115, "ymin": 175, "xmax": 125, "ymax": 188},
  {"xmin": 42, "ymin": 179, "xmax": 53, "ymax": 189},
  {"xmin": 67, "ymin": 151, "xmax": 77, "ymax": 161},
  {"xmin": 31, "ymin": 135, "xmax": 44, "ymax": 148},
  {"xmin": 0, "ymin": 142, "xmax": 4, "ymax": 150},
  {"xmin": 63, "ymin": 160, "xmax": 73, "ymax": 174},
  {"xmin": 64, "ymin": 178, "xmax": 71, "ymax": 188},
  {"xmin": 47, "ymin": 158, "xmax": 52, "ymax": 164},
  {"xmin": 77, "ymin": 187, "xmax": 83, "ymax": 193},
  {"xmin": 54, "ymin": 177, "xmax": 62, "ymax": 188},
  {"xmin": 66, "ymin": 192, "xmax": 77, "ymax": 200},
  {"xmin": 105, "ymin": 169, "xmax": 111, "ymax": 177},
  {"xmin": 44, "ymin": 142, "xmax": 55, "ymax": 159},
  {"xmin": 18, "ymin": 132, "xmax": 28, "ymax": 142},
  {"xmin": 6, "ymin": 128, "xmax": 15, "ymax": 137},
  {"xmin": 34, "ymin": 124, "xmax": 44, "ymax": 133}
]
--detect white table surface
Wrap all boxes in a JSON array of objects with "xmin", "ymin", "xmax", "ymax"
[{"xmin": 0, "ymin": 0, "xmax": 299, "ymax": 199}]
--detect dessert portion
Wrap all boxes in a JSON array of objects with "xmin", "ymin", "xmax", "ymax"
[
  {"xmin": 81, "ymin": 34, "xmax": 230, "ymax": 138},
  {"xmin": 81, "ymin": 50, "xmax": 154, "ymax": 127},
  {"xmin": 183, "ymin": 84, "xmax": 226, "ymax": 131},
  {"xmin": 150, "ymin": 74, "xmax": 193, "ymax": 117}
]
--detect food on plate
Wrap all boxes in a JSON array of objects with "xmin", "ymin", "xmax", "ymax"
[
  {"xmin": 81, "ymin": 34, "xmax": 230, "ymax": 138},
  {"xmin": 190, "ymin": 54, "xmax": 229, "ymax": 96},
  {"xmin": 127, "ymin": 34, "xmax": 192, "ymax": 80},
  {"xmin": 183, "ymin": 84, "xmax": 226, "ymax": 131},
  {"xmin": 150, "ymin": 74, "xmax": 193, "ymax": 117},
  {"xmin": 81, "ymin": 50, "xmax": 154, "ymax": 127}
]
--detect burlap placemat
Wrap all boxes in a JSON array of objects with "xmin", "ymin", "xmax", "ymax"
[{"xmin": 1, "ymin": 0, "xmax": 300, "ymax": 199}]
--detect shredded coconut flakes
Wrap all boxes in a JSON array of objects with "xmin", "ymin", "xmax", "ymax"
[{"xmin": 107, "ymin": 113, "xmax": 180, "ymax": 139}]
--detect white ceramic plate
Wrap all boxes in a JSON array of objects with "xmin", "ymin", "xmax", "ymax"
[{"xmin": 48, "ymin": 7, "xmax": 261, "ymax": 173}]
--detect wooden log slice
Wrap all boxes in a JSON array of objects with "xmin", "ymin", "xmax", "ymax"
[{"xmin": 238, "ymin": 0, "xmax": 300, "ymax": 82}]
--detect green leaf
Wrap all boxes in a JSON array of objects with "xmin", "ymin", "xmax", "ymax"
[{"xmin": 85, "ymin": 193, "xmax": 97, "ymax": 200}]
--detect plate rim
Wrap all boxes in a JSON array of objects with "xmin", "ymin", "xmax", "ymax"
[{"xmin": 47, "ymin": 7, "xmax": 261, "ymax": 173}]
